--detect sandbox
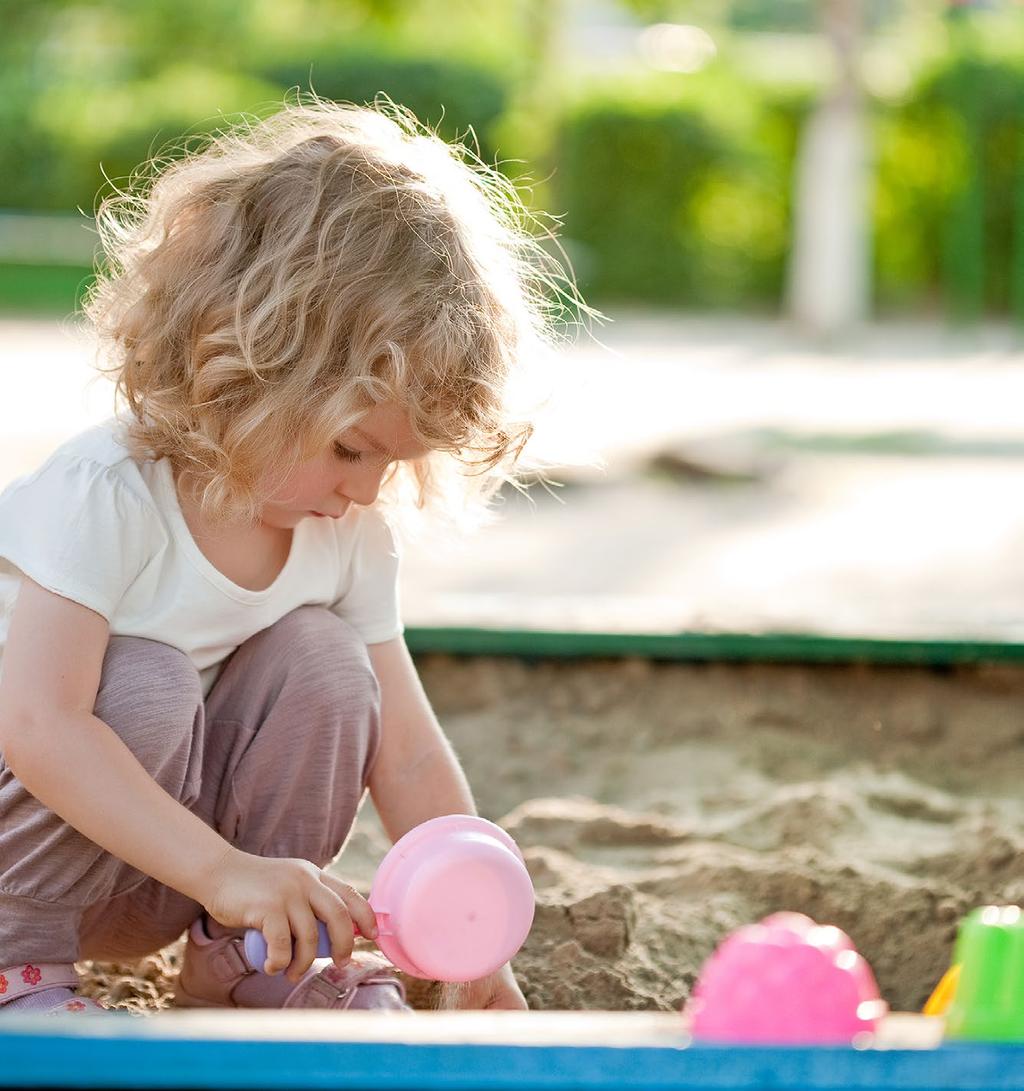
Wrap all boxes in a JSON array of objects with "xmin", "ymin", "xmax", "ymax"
[
  {"xmin": 61, "ymin": 635, "xmax": 1024, "ymax": 1019},
  {"xmin": 2, "ymin": 636, "xmax": 1023, "ymax": 1088}
]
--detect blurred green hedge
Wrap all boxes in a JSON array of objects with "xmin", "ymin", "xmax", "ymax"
[
  {"xmin": 4, "ymin": 39, "xmax": 1024, "ymax": 319},
  {"xmin": 555, "ymin": 50, "xmax": 1024, "ymax": 318},
  {"xmin": 0, "ymin": 47, "xmax": 511, "ymax": 313},
  {"xmin": 0, "ymin": 48, "xmax": 507, "ymax": 215},
  {"xmin": 873, "ymin": 50, "xmax": 1024, "ymax": 322},
  {"xmin": 256, "ymin": 48, "xmax": 509, "ymax": 163},
  {"xmin": 553, "ymin": 68, "xmax": 805, "ymax": 310}
]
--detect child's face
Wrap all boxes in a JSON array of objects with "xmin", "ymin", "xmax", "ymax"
[{"xmin": 258, "ymin": 400, "xmax": 431, "ymax": 529}]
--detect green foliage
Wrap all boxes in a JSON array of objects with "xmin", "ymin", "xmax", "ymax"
[
  {"xmin": 0, "ymin": 49, "xmax": 510, "ymax": 221},
  {"xmin": 0, "ymin": 263, "xmax": 95, "ymax": 314},
  {"xmin": 255, "ymin": 49, "xmax": 511, "ymax": 166},
  {"xmin": 554, "ymin": 68, "xmax": 809, "ymax": 309},
  {"xmin": 557, "ymin": 43, "xmax": 1024, "ymax": 317},
  {"xmin": 0, "ymin": 65, "xmax": 283, "ymax": 214},
  {"xmin": 1013, "ymin": 163, "xmax": 1024, "ymax": 324},
  {"xmin": 4, "ymin": 4, "xmax": 1024, "ymax": 319},
  {"xmin": 873, "ymin": 48, "xmax": 1024, "ymax": 319}
]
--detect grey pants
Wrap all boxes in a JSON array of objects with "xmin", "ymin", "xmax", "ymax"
[{"xmin": 0, "ymin": 605, "xmax": 382, "ymax": 966}]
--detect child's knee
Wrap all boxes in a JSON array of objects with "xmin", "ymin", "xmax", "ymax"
[
  {"xmin": 278, "ymin": 611, "xmax": 382, "ymax": 783},
  {"xmin": 93, "ymin": 637, "xmax": 202, "ymax": 780},
  {"xmin": 275, "ymin": 607, "xmax": 381, "ymax": 705}
]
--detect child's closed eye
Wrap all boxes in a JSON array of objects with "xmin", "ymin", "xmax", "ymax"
[{"xmin": 333, "ymin": 443, "xmax": 362, "ymax": 463}]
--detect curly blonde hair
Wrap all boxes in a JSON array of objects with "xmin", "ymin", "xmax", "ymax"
[{"xmin": 80, "ymin": 90, "xmax": 599, "ymax": 539}]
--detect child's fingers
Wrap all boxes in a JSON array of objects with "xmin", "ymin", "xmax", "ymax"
[
  {"xmin": 313, "ymin": 887, "xmax": 356, "ymax": 967},
  {"xmin": 318, "ymin": 877, "xmax": 374, "ymax": 959},
  {"xmin": 262, "ymin": 915, "xmax": 294, "ymax": 976},
  {"xmin": 286, "ymin": 908, "xmax": 322, "ymax": 983},
  {"xmin": 339, "ymin": 879, "xmax": 378, "ymax": 941}
]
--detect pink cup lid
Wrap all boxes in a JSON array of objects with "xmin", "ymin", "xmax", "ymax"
[{"xmin": 371, "ymin": 814, "xmax": 535, "ymax": 982}]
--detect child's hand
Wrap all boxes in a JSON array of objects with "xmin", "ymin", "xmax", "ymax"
[
  {"xmin": 195, "ymin": 847, "xmax": 378, "ymax": 983},
  {"xmin": 453, "ymin": 963, "xmax": 528, "ymax": 1010}
]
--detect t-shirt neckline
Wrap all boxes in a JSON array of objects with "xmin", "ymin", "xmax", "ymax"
[{"xmin": 154, "ymin": 456, "xmax": 305, "ymax": 604}]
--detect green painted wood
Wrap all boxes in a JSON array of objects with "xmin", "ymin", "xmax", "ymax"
[{"xmin": 404, "ymin": 628, "xmax": 1024, "ymax": 667}]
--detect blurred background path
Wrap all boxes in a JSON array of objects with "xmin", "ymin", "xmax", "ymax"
[{"xmin": 3, "ymin": 312, "xmax": 1022, "ymax": 641}]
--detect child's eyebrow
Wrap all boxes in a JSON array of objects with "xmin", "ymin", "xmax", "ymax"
[
  {"xmin": 351, "ymin": 426, "xmax": 391, "ymax": 456},
  {"xmin": 351, "ymin": 425, "xmax": 386, "ymax": 451},
  {"xmin": 349, "ymin": 424, "xmax": 431, "ymax": 461}
]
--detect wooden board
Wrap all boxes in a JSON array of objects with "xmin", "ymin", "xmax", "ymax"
[{"xmin": 3, "ymin": 1010, "xmax": 1023, "ymax": 1090}]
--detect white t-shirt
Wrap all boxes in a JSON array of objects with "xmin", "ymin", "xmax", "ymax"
[{"xmin": 0, "ymin": 415, "xmax": 404, "ymax": 699}]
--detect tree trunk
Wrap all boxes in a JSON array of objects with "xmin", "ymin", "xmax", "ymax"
[{"xmin": 787, "ymin": 0, "xmax": 871, "ymax": 338}]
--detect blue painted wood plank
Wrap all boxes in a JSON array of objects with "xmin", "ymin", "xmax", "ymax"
[{"xmin": 1, "ymin": 1012, "xmax": 1024, "ymax": 1091}]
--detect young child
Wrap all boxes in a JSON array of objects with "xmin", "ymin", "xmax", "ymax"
[{"xmin": 0, "ymin": 93, "xmax": 591, "ymax": 1015}]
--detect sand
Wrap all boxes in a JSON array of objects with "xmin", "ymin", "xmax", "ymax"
[{"xmin": 77, "ymin": 654, "xmax": 1024, "ymax": 1016}]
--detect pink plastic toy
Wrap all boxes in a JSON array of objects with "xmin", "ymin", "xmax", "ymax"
[
  {"xmin": 244, "ymin": 814, "xmax": 535, "ymax": 983},
  {"xmin": 685, "ymin": 911, "xmax": 888, "ymax": 1044}
]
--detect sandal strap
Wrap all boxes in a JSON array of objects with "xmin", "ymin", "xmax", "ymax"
[
  {"xmin": 0, "ymin": 962, "xmax": 79, "ymax": 1005},
  {"xmin": 45, "ymin": 996, "xmax": 108, "ymax": 1015},
  {"xmin": 207, "ymin": 936, "xmax": 253, "ymax": 985},
  {"xmin": 282, "ymin": 955, "xmax": 405, "ymax": 1010}
]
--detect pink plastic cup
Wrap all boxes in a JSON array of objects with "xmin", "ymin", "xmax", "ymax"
[
  {"xmin": 685, "ymin": 911, "xmax": 888, "ymax": 1044},
  {"xmin": 244, "ymin": 814, "xmax": 535, "ymax": 982}
]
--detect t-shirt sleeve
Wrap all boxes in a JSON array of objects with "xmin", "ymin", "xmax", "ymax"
[
  {"xmin": 329, "ymin": 505, "xmax": 405, "ymax": 645},
  {"xmin": 0, "ymin": 453, "xmax": 159, "ymax": 621}
]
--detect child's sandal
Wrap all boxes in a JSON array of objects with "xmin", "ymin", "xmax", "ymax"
[
  {"xmin": 280, "ymin": 956, "xmax": 410, "ymax": 1010},
  {"xmin": 174, "ymin": 915, "xmax": 411, "ymax": 1011},
  {"xmin": 0, "ymin": 962, "xmax": 108, "ymax": 1015}
]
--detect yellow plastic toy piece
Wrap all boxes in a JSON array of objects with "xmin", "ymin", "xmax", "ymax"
[{"xmin": 923, "ymin": 964, "xmax": 961, "ymax": 1016}]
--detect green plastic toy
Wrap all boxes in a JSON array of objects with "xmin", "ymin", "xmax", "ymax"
[{"xmin": 945, "ymin": 905, "xmax": 1024, "ymax": 1042}]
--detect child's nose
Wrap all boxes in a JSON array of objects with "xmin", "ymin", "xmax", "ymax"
[{"xmin": 342, "ymin": 467, "xmax": 384, "ymax": 507}]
